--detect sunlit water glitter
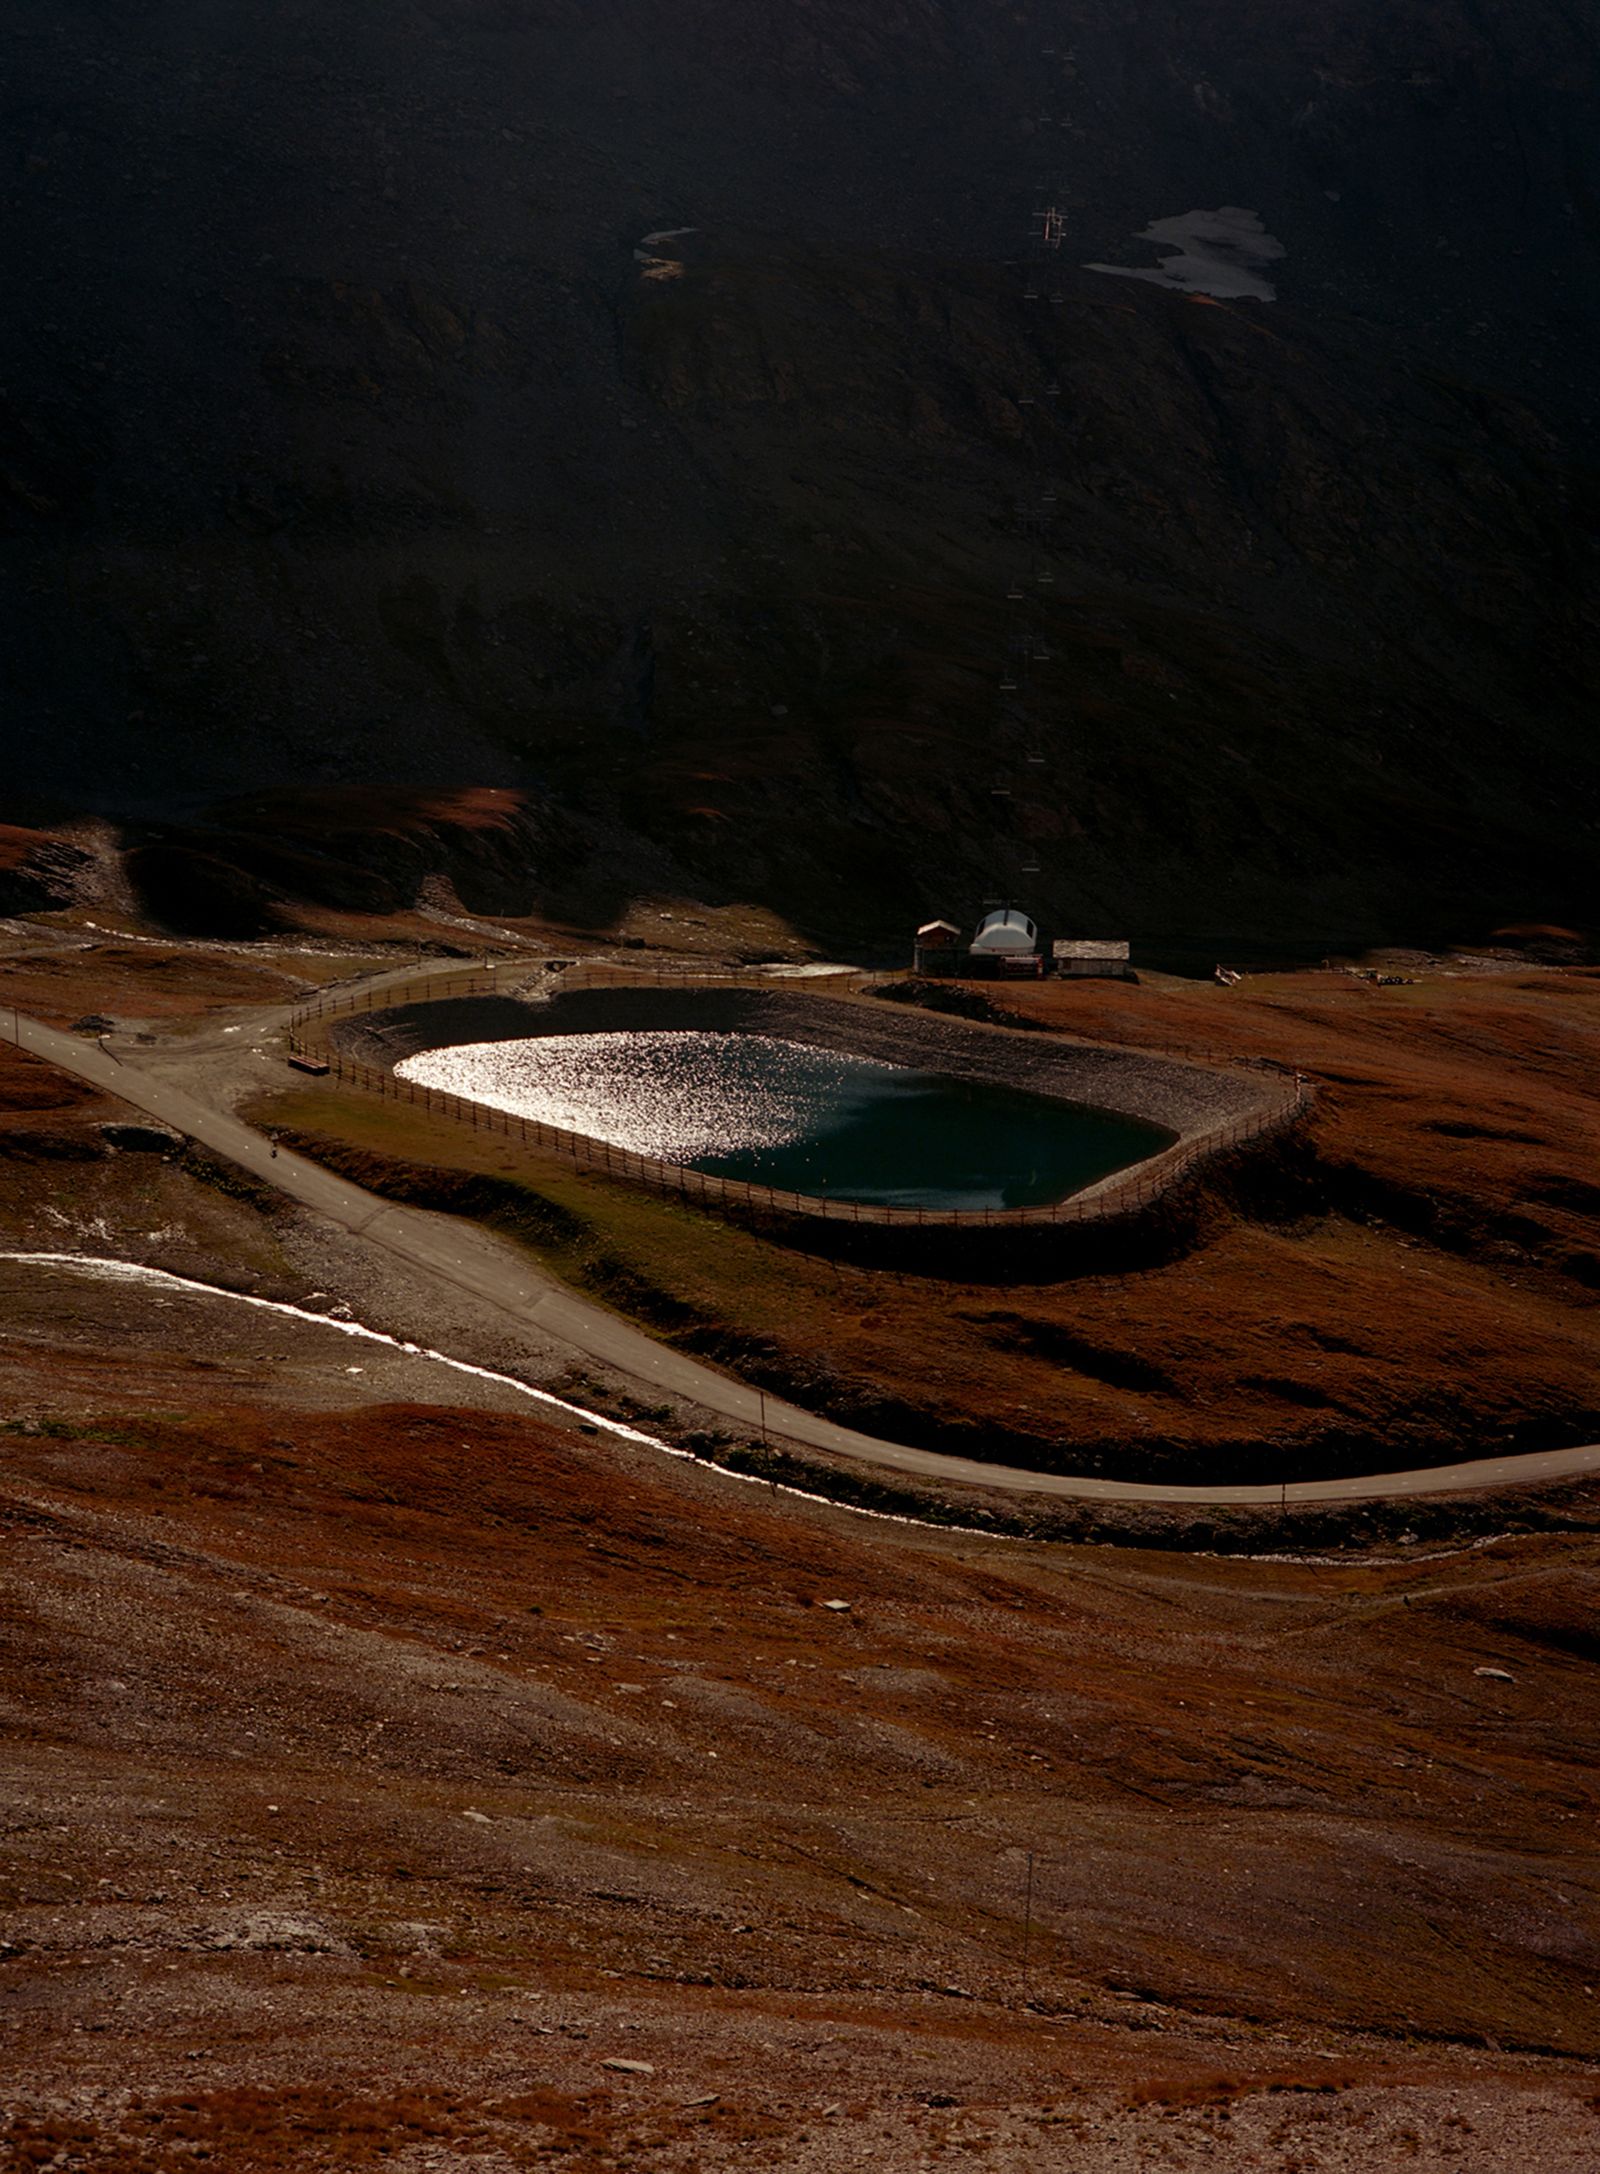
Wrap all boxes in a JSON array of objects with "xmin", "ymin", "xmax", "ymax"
[{"xmin": 396, "ymin": 1031, "xmax": 1171, "ymax": 1211}]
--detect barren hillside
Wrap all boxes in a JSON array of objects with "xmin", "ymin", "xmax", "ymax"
[{"xmin": 3, "ymin": 0, "xmax": 1598, "ymax": 943}]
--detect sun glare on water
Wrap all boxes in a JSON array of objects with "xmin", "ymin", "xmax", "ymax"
[
  {"xmin": 396, "ymin": 1031, "xmax": 873, "ymax": 1165},
  {"xmin": 394, "ymin": 1030, "xmax": 1170, "ymax": 1212}
]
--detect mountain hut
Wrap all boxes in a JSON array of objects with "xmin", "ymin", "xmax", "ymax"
[
  {"xmin": 913, "ymin": 919, "xmax": 963, "ymax": 975},
  {"xmin": 1052, "ymin": 937, "xmax": 1132, "ymax": 980}
]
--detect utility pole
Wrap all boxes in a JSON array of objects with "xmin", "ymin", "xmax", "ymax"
[{"xmin": 992, "ymin": 131, "xmax": 1069, "ymax": 910}]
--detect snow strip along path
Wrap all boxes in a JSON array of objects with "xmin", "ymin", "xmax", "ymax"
[
  {"xmin": 0, "ymin": 1250, "xmax": 965, "ymax": 1540},
  {"xmin": 8, "ymin": 1008, "xmax": 1600, "ymax": 1511}
]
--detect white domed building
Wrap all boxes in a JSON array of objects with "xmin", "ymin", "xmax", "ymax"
[{"xmin": 966, "ymin": 906, "xmax": 1043, "ymax": 977}]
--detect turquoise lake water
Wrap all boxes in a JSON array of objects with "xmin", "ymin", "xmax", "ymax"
[{"xmin": 396, "ymin": 1030, "xmax": 1172, "ymax": 1212}]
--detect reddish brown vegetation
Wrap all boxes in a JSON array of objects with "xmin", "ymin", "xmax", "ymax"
[
  {"xmin": 0, "ymin": 1041, "xmax": 103, "ymax": 1121},
  {"xmin": 3, "ymin": 1369, "xmax": 1599, "ymax": 2162},
  {"xmin": 257, "ymin": 964, "xmax": 1600, "ymax": 1485},
  {"xmin": 123, "ymin": 787, "xmax": 556, "ymax": 936},
  {"xmin": 0, "ymin": 1040, "xmax": 114, "ymax": 1161},
  {"xmin": 212, "ymin": 785, "xmax": 531, "ymax": 841},
  {"xmin": 0, "ymin": 942, "xmax": 304, "ymax": 1028},
  {"xmin": 4, "ymin": 965, "xmax": 1600, "ymax": 2161},
  {"xmin": 0, "ymin": 823, "xmax": 49, "ymax": 873},
  {"xmin": 999, "ymin": 967, "xmax": 1600, "ymax": 1281}
]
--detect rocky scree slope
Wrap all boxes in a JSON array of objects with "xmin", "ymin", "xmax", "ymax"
[{"xmin": 2, "ymin": 0, "xmax": 1597, "ymax": 945}]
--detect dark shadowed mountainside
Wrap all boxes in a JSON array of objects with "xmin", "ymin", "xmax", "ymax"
[{"xmin": 2, "ymin": 0, "xmax": 1597, "ymax": 946}]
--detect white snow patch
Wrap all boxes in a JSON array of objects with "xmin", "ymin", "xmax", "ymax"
[
  {"xmin": 0, "ymin": 1251, "xmax": 1015, "ymax": 1543},
  {"xmin": 1086, "ymin": 207, "xmax": 1284, "ymax": 301}
]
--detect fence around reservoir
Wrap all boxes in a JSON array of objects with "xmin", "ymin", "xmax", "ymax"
[
  {"xmin": 286, "ymin": 957, "xmax": 879, "ymax": 1036},
  {"xmin": 283, "ymin": 959, "xmax": 1310, "ymax": 1231}
]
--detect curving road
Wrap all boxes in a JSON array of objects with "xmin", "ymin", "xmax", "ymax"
[{"xmin": 9, "ymin": 1004, "xmax": 1600, "ymax": 1509}]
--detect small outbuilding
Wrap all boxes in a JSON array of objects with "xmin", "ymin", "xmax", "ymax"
[
  {"xmin": 968, "ymin": 907, "xmax": 1044, "ymax": 977},
  {"xmin": 1053, "ymin": 937, "xmax": 1132, "ymax": 980},
  {"xmin": 912, "ymin": 919, "xmax": 962, "ymax": 976}
]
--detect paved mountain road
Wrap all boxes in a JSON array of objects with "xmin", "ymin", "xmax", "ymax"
[{"xmin": 10, "ymin": 1006, "xmax": 1600, "ymax": 1510}]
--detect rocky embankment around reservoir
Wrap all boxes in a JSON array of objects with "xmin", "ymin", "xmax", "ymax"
[{"xmin": 335, "ymin": 984, "xmax": 1280, "ymax": 1147}]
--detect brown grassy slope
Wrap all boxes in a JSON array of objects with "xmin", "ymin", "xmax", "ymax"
[
  {"xmin": 9, "ymin": 1391, "xmax": 1600, "ymax": 2087},
  {"xmin": 0, "ymin": 1039, "xmax": 108, "ymax": 1124},
  {"xmin": 0, "ymin": 940, "xmax": 307, "ymax": 1029},
  {"xmin": 245, "ymin": 967, "xmax": 1600, "ymax": 1485},
  {"xmin": 5, "ymin": 1381, "xmax": 1600, "ymax": 2160},
  {"xmin": 0, "ymin": 1039, "xmax": 121, "ymax": 1167},
  {"xmin": 3, "ymin": 1029, "xmax": 1600, "ymax": 2165},
  {"xmin": 122, "ymin": 785, "xmax": 574, "ymax": 937},
  {"xmin": 0, "ymin": 822, "xmax": 48, "ymax": 871},
  {"xmin": 0, "ymin": 1041, "xmax": 299, "ymax": 1296},
  {"xmin": 1000, "ymin": 968, "xmax": 1600, "ymax": 1281}
]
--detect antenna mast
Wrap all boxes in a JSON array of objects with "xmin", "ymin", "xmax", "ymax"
[{"xmin": 992, "ymin": 115, "xmax": 1068, "ymax": 893}]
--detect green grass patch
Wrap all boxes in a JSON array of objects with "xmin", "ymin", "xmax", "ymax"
[
  {"xmin": 2, "ymin": 1417, "xmax": 146, "ymax": 1448},
  {"xmin": 243, "ymin": 1083, "xmax": 823, "ymax": 1358}
]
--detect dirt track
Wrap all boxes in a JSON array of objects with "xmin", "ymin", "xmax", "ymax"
[
  {"xmin": 5, "ymin": 951, "xmax": 1600, "ymax": 2165},
  {"xmin": 10, "ymin": 1007, "xmax": 1600, "ymax": 1513}
]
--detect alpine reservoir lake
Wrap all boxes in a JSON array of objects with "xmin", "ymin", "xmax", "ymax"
[{"xmin": 395, "ymin": 1030, "xmax": 1173, "ymax": 1212}]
